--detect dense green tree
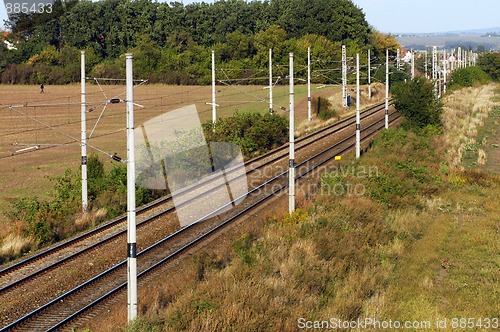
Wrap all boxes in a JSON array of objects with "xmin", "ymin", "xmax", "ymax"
[
  {"xmin": 2, "ymin": 0, "xmax": 379, "ymax": 84},
  {"xmin": 391, "ymin": 77, "xmax": 443, "ymax": 129}
]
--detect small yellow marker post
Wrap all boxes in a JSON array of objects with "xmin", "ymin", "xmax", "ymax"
[{"xmin": 335, "ymin": 156, "xmax": 342, "ymax": 160}]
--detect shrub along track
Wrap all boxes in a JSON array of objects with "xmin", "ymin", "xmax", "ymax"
[{"xmin": 0, "ymin": 101, "xmax": 397, "ymax": 331}]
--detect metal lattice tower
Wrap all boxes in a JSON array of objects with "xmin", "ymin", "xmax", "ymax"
[
  {"xmin": 432, "ymin": 46, "xmax": 437, "ymax": 80},
  {"xmin": 342, "ymin": 45, "xmax": 347, "ymax": 107}
]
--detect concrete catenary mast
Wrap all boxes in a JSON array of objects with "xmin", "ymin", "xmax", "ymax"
[
  {"xmin": 356, "ymin": 53, "xmax": 360, "ymax": 158},
  {"xmin": 126, "ymin": 53, "xmax": 137, "ymax": 322},
  {"xmin": 288, "ymin": 53, "xmax": 295, "ymax": 214},
  {"xmin": 81, "ymin": 51, "xmax": 88, "ymax": 213}
]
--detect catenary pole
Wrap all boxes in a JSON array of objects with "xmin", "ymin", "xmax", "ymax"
[
  {"xmin": 126, "ymin": 53, "xmax": 137, "ymax": 323},
  {"xmin": 81, "ymin": 51, "xmax": 88, "ymax": 213},
  {"xmin": 356, "ymin": 53, "xmax": 360, "ymax": 158},
  {"xmin": 269, "ymin": 49, "xmax": 273, "ymax": 114},
  {"xmin": 411, "ymin": 48, "xmax": 415, "ymax": 80},
  {"xmin": 307, "ymin": 47, "xmax": 312, "ymax": 120},
  {"xmin": 342, "ymin": 45, "xmax": 347, "ymax": 107},
  {"xmin": 396, "ymin": 48, "xmax": 400, "ymax": 71},
  {"xmin": 288, "ymin": 52, "xmax": 295, "ymax": 214},
  {"xmin": 432, "ymin": 46, "xmax": 436, "ymax": 80},
  {"xmin": 458, "ymin": 47, "xmax": 462, "ymax": 68},
  {"xmin": 443, "ymin": 49, "xmax": 447, "ymax": 94},
  {"xmin": 385, "ymin": 49, "xmax": 389, "ymax": 129},
  {"xmin": 438, "ymin": 66, "xmax": 441, "ymax": 98},
  {"xmin": 425, "ymin": 49, "xmax": 428, "ymax": 79},
  {"xmin": 368, "ymin": 49, "xmax": 371, "ymax": 99},
  {"xmin": 433, "ymin": 46, "xmax": 437, "ymax": 97},
  {"xmin": 212, "ymin": 50, "xmax": 216, "ymax": 124}
]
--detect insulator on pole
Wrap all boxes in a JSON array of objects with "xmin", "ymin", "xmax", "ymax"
[{"xmin": 111, "ymin": 154, "xmax": 123, "ymax": 162}]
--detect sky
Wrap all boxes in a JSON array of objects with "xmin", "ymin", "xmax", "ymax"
[
  {"xmin": 350, "ymin": 0, "xmax": 500, "ymax": 33},
  {"xmin": 1, "ymin": 0, "xmax": 499, "ymax": 33}
]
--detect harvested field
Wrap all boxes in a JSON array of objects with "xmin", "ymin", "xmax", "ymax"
[{"xmin": 1, "ymin": 82, "xmax": 381, "ymax": 230}]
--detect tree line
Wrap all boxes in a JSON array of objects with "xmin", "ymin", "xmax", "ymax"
[{"xmin": 0, "ymin": 0, "xmax": 400, "ymax": 84}]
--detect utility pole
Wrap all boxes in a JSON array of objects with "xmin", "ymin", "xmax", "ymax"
[
  {"xmin": 451, "ymin": 48, "xmax": 455, "ymax": 72},
  {"xmin": 307, "ymin": 47, "xmax": 312, "ymax": 120},
  {"xmin": 432, "ymin": 46, "xmax": 437, "ymax": 97},
  {"xmin": 396, "ymin": 48, "xmax": 400, "ymax": 71},
  {"xmin": 368, "ymin": 49, "xmax": 371, "ymax": 99},
  {"xmin": 385, "ymin": 49, "xmax": 389, "ymax": 129},
  {"xmin": 356, "ymin": 53, "xmax": 360, "ymax": 159},
  {"xmin": 269, "ymin": 49, "xmax": 273, "ymax": 114},
  {"xmin": 438, "ymin": 66, "xmax": 442, "ymax": 98},
  {"xmin": 126, "ymin": 53, "xmax": 137, "ymax": 323},
  {"xmin": 432, "ymin": 46, "xmax": 436, "ymax": 80},
  {"xmin": 342, "ymin": 45, "xmax": 347, "ymax": 107},
  {"xmin": 288, "ymin": 53, "xmax": 295, "ymax": 214},
  {"xmin": 458, "ymin": 47, "xmax": 462, "ymax": 68},
  {"xmin": 411, "ymin": 48, "xmax": 415, "ymax": 80},
  {"xmin": 81, "ymin": 51, "xmax": 88, "ymax": 213},
  {"xmin": 425, "ymin": 49, "xmax": 428, "ymax": 79},
  {"xmin": 443, "ymin": 49, "xmax": 447, "ymax": 94},
  {"xmin": 212, "ymin": 50, "xmax": 216, "ymax": 124}
]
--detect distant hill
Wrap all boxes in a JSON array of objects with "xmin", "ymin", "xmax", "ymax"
[
  {"xmin": 445, "ymin": 27, "xmax": 500, "ymax": 35},
  {"xmin": 394, "ymin": 27, "xmax": 500, "ymax": 36},
  {"xmin": 395, "ymin": 27, "xmax": 500, "ymax": 51}
]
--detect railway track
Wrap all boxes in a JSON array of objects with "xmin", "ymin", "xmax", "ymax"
[
  {"xmin": 0, "ymin": 101, "xmax": 398, "ymax": 331},
  {"xmin": 0, "ymin": 99, "xmax": 392, "ymax": 289}
]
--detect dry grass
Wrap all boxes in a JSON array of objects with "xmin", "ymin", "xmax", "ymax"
[
  {"xmin": 0, "ymin": 233, "xmax": 37, "ymax": 261},
  {"xmin": 441, "ymin": 83, "xmax": 499, "ymax": 168},
  {"xmin": 74, "ymin": 208, "xmax": 108, "ymax": 231}
]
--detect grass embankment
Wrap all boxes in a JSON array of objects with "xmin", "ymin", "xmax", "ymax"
[{"xmin": 108, "ymin": 84, "xmax": 499, "ymax": 332}]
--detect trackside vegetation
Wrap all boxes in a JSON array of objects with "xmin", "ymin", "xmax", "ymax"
[{"xmin": 1, "ymin": 155, "xmax": 164, "ymax": 262}]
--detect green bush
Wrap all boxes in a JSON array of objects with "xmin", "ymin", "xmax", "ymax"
[
  {"xmin": 391, "ymin": 77, "xmax": 443, "ymax": 129},
  {"xmin": 478, "ymin": 52, "xmax": 500, "ymax": 81},
  {"xmin": 203, "ymin": 111, "xmax": 288, "ymax": 159},
  {"xmin": 450, "ymin": 67, "xmax": 491, "ymax": 87}
]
